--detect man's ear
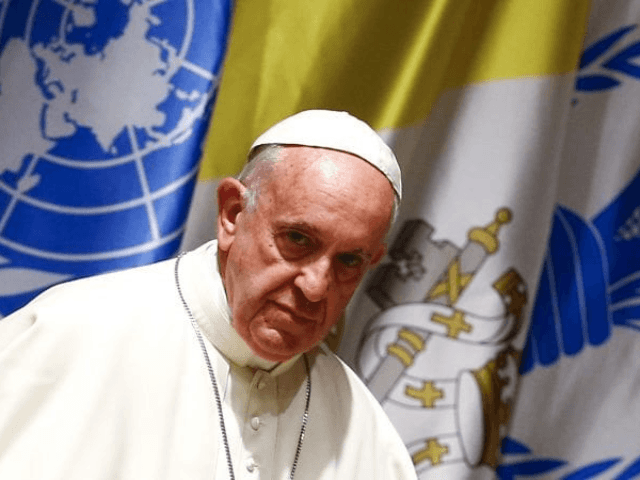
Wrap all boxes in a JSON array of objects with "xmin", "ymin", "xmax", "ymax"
[{"xmin": 217, "ymin": 177, "xmax": 246, "ymax": 252}]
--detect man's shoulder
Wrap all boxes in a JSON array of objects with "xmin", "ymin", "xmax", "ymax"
[
  {"xmin": 4, "ymin": 257, "xmax": 179, "ymax": 343},
  {"xmin": 42, "ymin": 240, "xmax": 217, "ymax": 307},
  {"xmin": 34, "ymin": 257, "xmax": 176, "ymax": 309},
  {"xmin": 1, "ymin": 241, "xmax": 218, "ymax": 353}
]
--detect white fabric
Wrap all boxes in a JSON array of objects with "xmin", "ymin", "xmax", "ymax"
[
  {"xmin": 0, "ymin": 240, "xmax": 416, "ymax": 480},
  {"xmin": 250, "ymin": 109, "xmax": 402, "ymax": 201}
]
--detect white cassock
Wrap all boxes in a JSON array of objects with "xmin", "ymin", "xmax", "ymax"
[{"xmin": 0, "ymin": 241, "xmax": 417, "ymax": 480}]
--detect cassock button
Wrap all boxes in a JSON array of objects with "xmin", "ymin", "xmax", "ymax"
[
  {"xmin": 251, "ymin": 416, "xmax": 261, "ymax": 430},
  {"xmin": 246, "ymin": 459, "xmax": 257, "ymax": 473}
]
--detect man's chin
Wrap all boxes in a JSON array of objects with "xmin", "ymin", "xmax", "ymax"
[
  {"xmin": 250, "ymin": 342, "xmax": 300, "ymax": 362},
  {"xmin": 249, "ymin": 330, "xmax": 306, "ymax": 363}
]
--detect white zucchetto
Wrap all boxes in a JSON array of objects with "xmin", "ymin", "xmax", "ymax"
[{"xmin": 249, "ymin": 109, "xmax": 402, "ymax": 201}]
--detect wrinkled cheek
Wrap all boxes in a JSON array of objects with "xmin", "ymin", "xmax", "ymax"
[
  {"xmin": 250, "ymin": 319, "xmax": 300, "ymax": 352},
  {"xmin": 252, "ymin": 305, "xmax": 295, "ymax": 335}
]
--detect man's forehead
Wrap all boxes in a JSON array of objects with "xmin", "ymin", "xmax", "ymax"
[
  {"xmin": 273, "ymin": 146, "xmax": 389, "ymax": 189},
  {"xmin": 279, "ymin": 145, "xmax": 365, "ymax": 168},
  {"xmin": 311, "ymin": 153, "xmax": 341, "ymax": 178},
  {"xmin": 280, "ymin": 153, "xmax": 342, "ymax": 184},
  {"xmin": 264, "ymin": 149, "xmax": 394, "ymax": 226}
]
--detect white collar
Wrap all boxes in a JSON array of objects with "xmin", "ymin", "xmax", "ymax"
[{"xmin": 178, "ymin": 240, "xmax": 300, "ymax": 374}]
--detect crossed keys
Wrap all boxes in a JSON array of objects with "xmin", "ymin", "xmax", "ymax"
[
  {"xmin": 427, "ymin": 259, "xmax": 472, "ymax": 305},
  {"xmin": 366, "ymin": 208, "xmax": 527, "ymax": 468},
  {"xmin": 418, "ymin": 208, "xmax": 513, "ymax": 341},
  {"xmin": 369, "ymin": 208, "xmax": 516, "ymax": 384},
  {"xmin": 427, "ymin": 208, "xmax": 512, "ymax": 308}
]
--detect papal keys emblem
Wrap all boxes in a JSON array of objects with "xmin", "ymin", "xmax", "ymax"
[{"xmin": 357, "ymin": 208, "xmax": 526, "ymax": 477}]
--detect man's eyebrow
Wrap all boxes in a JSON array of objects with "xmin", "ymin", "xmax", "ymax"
[
  {"xmin": 279, "ymin": 221, "xmax": 321, "ymax": 237},
  {"xmin": 278, "ymin": 222, "xmax": 373, "ymax": 260},
  {"xmin": 348, "ymin": 248, "xmax": 373, "ymax": 261}
]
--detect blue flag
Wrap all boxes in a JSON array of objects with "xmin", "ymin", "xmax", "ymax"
[{"xmin": 0, "ymin": 0, "xmax": 231, "ymax": 316}]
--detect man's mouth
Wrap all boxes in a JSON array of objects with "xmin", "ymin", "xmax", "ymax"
[{"xmin": 270, "ymin": 301, "xmax": 320, "ymax": 327}]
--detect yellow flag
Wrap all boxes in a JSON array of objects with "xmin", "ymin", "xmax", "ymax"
[
  {"xmin": 200, "ymin": 0, "xmax": 589, "ymax": 178},
  {"xmin": 186, "ymin": 2, "xmax": 593, "ymax": 477}
]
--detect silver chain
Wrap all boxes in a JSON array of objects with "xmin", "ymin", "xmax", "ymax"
[{"xmin": 174, "ymin": 254, "xmax": 310, "ymax": 480}]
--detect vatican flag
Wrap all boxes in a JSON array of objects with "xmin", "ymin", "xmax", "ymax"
[
  {"xmin": 188, "ymin": 0, "xmax": 640, "ymax": 477},
  {"xmin": 0, "ymin": 0, "xmax": 232, "ymax": 316},
  {"xmin": 183, "ymin": 0, "xmax": 611, "ymax": 478}
]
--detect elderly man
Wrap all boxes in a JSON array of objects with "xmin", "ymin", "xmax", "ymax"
[{"xmin": 0, "ymin": 110, "xmax": 416, "ymax": 479}]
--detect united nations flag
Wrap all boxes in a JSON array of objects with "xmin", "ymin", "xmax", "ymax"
[{"xmin": 0, "ymin": 0, "xmax": 231, "ymax": 316}]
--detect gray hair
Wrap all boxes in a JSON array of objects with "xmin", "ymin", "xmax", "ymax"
[
  {"xmin": 237, "ymin": 144, "xmax": 399, "ymax": 223},
  {"xmin": 237, "ymin": 145, "xmax": 284, "ymax": 211}
]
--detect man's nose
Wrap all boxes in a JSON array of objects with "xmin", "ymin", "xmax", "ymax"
[{"xmin": 295, "ymin": 256, "xmax": 332, "ymax": 303}]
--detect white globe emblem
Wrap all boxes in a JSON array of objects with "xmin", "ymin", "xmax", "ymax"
[{"xmin": 0, "ymin": 0, "xmax": 229, "ymax": 314}]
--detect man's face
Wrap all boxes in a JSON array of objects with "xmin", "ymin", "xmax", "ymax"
[{"xmin": 217, "ymin": 146, "xmax": 394, "ymax": 362}]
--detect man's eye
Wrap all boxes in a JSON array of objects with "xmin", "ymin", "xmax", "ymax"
[
  {"xmin": 287, "ymin": 230, "xmax": 311, "ymax": 246},
  {"xmin": 275, "ymin": 230, "xmax": 315, "ymax": 260},
  {"xmin": 338, "ymin": 253, "xmax": 363, "ymax": 268}
]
